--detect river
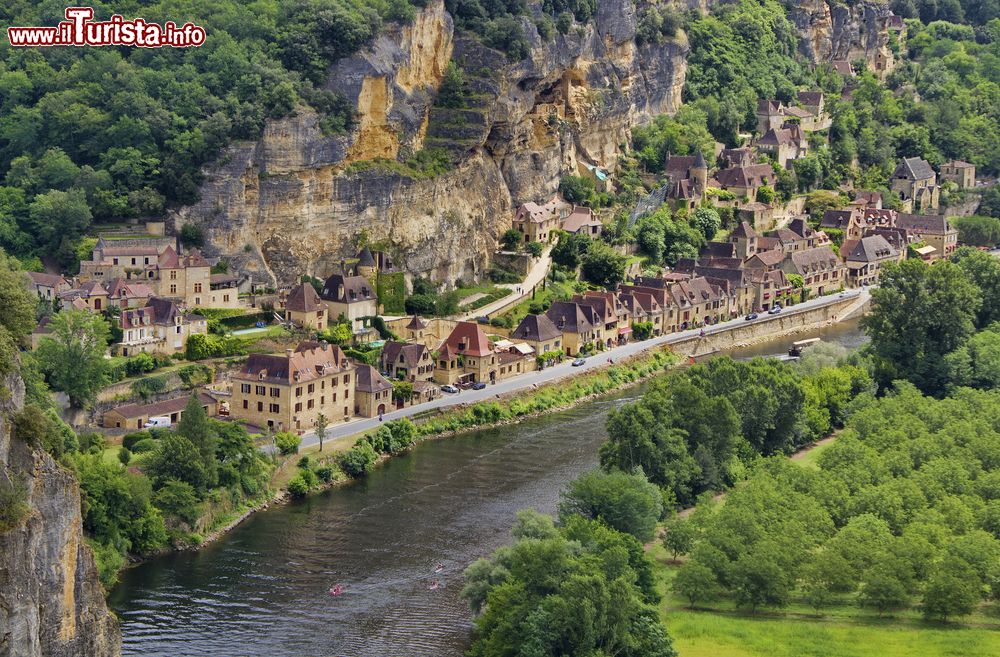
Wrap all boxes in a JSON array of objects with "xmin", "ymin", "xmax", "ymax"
[{"xmin": 109, "ymin": 319, "xmax": 866, "ymax": 657}]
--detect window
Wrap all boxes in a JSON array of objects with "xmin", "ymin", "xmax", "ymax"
[
  {"xmin": 270, "ymin": 387, "xmax": 280, "ymax": 398},
  {"xmin": 131, "ymin": 258, "xmax": 136, "ymax": 265},
  {"xmin": 320, "ymin": 396, "xmax": 324, "ymax": 405},
  {"xmin": 194, "ymin": 283, "xmax": 202, "ymax": 293},
  {"xmin": 269, "ymin": 403, "xmax": 280, "ymax": 413},
  {"xmin": 344, "ymin": 406, "xmax": 349, "ymax": 416},
  {"xmin": 170, "ymin": 270, "xmax": 177, "ymax": 280},
  {"xmin": 308, "ymin": 383, "xmax": 315, "ymax": 394},
  {"xmin": 169, "ymin": 284, "xmax": 177, "ymax": 294},
  {"xmin": 295, "ymin": 387, "xmax": 302, "ymax": 397},
  {"xmin": 295, "ymin": 403, "xmax": 302, "ymax": 412},
  {"xmin": 224, "ymin": 295, "xmax": 230, "ymax": 302},
  {"xmin": 332, "ymin": 392, "xmax": 337, "ymax": 402},
  {"xmin": 256, "ymin": 385, "xmax": 266, "ymax": 395},
  {"xmin": 343, "ymin": 375, "xmax": 349, "ymax": 385},
  {"xmin": 243, "ymin": 400, "xmax": 249, "ymax": 409},
  {"xmin": 257, "ymin": 402, "xmax": 263, "ymax": 412},
  {"xmin": 307, "ymin": 399, "xmax": 314, "ymax": 409},
  {"xmin": 113, "ymin": 258, "xmax": 119, "ymax": 265}
]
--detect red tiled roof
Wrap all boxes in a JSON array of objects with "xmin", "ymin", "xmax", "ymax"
[{"xmin": 443, "ymin": 321, "xmax": 493, "ymax": 357}]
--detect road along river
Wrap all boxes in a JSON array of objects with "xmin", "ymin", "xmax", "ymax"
[{"xmin": 109, "ymin": 319, "xmax": 866, "ymax": 657}]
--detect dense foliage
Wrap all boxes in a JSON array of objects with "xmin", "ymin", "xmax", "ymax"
[
  {"xmin": 602, "ymin": 354, "xmax": 873, "ymax": 507},
  {"xmin": 0, "ymin": 0, "xmax": 424, "ymax": 267},
  {"xmin": 463, "ymin": 509, "xmax": 675, "ymax": 657},
  {"xmin": 672, "ymin": 383, "xmax": 1000, "ymax": 620}
]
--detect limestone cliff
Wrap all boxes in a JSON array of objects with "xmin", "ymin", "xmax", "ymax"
[
  {"xmin": 785, "ymin": 0, "xmax": 896, "ymax": 79},
  {"xmin": 174, "ymin": 0, "xmax": 687, "ymax": 286},
  {"xmin": 0, "ymin": 372, "xmax": 120, "ymax": 657}
]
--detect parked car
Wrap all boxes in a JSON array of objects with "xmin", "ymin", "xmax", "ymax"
[
  {"xmin": 471, "ymin": 382, "xmax": 487, "ymax": 390},
  {"xmin": 572, "ymin": 358, "xmax": 586, "ymax": 367},
  {"xmin": 441, "ymin": 384, "xmax": 459, "ymax": 394},
  {"xmin": 745, "ymin": 312, "xmax": 758, "ymax": 321},
  {"xmin": 768, "ymin": 305, "xmax": 782, "ymax": 315}
]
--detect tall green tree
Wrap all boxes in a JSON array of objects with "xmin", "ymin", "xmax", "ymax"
[
  {"xmin": 862, "ymin": 260, "xmax": 981, "ymax": 394},
  {"xmin": 176, "ymin": 394, "xmax": 219, "ymax": 489},
  {"xmin": 558, "ymin": 469, "xmax": 663, "ymax": 542},
  {"xmin": 36, "ymin": 309, "xmax": 111, "ymax": 407}
]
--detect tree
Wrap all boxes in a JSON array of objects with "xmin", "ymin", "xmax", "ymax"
[
  {"xmin": 525, "ymin": 241, "xmax": 544, "ymax": 257},
  {"xmin": 551, "ymin": 231, "xmax": 591, "ymax": 269},
  {"xmin": 559, "ymin": 175, "xmax": 596, "ymax": 206},
  {"xmin": 951, "ymin": 215, "xmax": 1000, "ymax": 247},
  {"xmin": 36, "ymin": 309, "xmax": 111, "ymax": 408},
  {"xmin": 176, "ymin": 394, "xmax": 218, "ymax": 488},
  {"xmin": 859, "ymin": 565, "xmax": 910, "ymax": 616},
  {"xmin": 0, "ymin": 251, "xmax": 35, "ymax": 347},
  {"xmin": 27, "ymin": 189, "xmax": 91, "ymax": 256},
  {"xmin": 951, "ymin": 246, "xmax": 1000, "ymax": 328},
  {"xmin": 730, "ymin": 549, "xmax": 791, "ymax": 611},
  {"xmin": 662, "ymin": 516, "xmax": 697, "ymax": 560},
  {"xmin": 144, "ymin": 434, "xmax": 210, "ymax": 494},
  {"xmin": 437, "ymin": 61, "xmax": 467, "ymax": 109},
  {"xmin": 581, "ymin": 241, "xmax": 628, "ymax": 289},
  {"xmin": 862, "ymin": 259, "xmax": 981, "ymax": 394},
  {"xmin": 500, "ymin": 228, "xmax": 522, "ymax": 251},
  {"xmin": 923, "ymin": 560, "xmax": 981, "ymax": 621},
  {"xmin": 691, "ymin": 207, "xmax": 721, "ymax": 240},
  {"xmin": 673, "ymin": 562, "xmax": 721, "ymax": 607},
  {"xmin": 153, "ymin": 479, "xmax": 201, "ymax": 525},
  {"xmin": 275, "ymin": 431, "xmax": 301, "ymax": 456},
  {"xmin": 315, "ymin": 413, "xmax": 328, "ymax": 452},
  {"xmin": 945, "ymin": 329, "xmax": 1000, "ymax": 389},
  {"xmin": 756, "ymin": 185, "xmax": 776, "ymax": 204},
  {"xmin": 392, "ymin": 380, "xmax": 414, "ymax": 403},
  {"xmin": 558, "ymin": 469, "xmax": 663, "ymax": 542}
]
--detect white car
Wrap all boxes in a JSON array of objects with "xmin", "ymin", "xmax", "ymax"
[{"xmin": 441, "ymin": 384, "xmax": 459, "ymax": 394}]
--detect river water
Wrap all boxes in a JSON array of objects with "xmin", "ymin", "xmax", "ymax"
[{"xmin": 109, "ymin": 319, "xmax": 866, "ymax": 657}]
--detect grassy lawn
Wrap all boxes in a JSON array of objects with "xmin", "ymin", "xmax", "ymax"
[
  {"xmin": 648, "ymin": 541, "xmax": 1000, "ymax": 657},
  {"xmin": 497, "ymin": 279, "xmax": 577, "ymax": 324}
]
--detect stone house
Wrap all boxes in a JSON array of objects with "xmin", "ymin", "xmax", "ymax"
[
  {"xmin": 284, "ymin": 282, "xmax": 327, "ymax": 330},
  {"xmin": 842, "ymin": 235, "xmax": 900, "ymax": 287},
  {"xmin": 433, "ymin": 321, "xmax": 497, "ymax": 385},
  {"xmin": 896, "ymin": 214, "xmax": 959, "ymax": 261},
  {"xmin": 320, "ymin": 274, "xmax": 378, "ymax": 331},
  {"xmin": 562, "ymin": 206, "xmax": 603, "ymax": 237},
  {"xmin": 354, "ymin": 365, "xmax": 393, "ymax": 418},
  {"xmin": 105, "ymin": 279, "xmax": 155, "ymax": 309},
  {"xmin": 512, "ymin": 194, "xmax": 570, "ymax": 244},
  {"xmin": 663, "ymin": 152, "xmax": 709, "ymax": 210},
  {"xmin": 756, "ymin": 126, "xmax": 807, "ymax": 169},
  {"xmin": 939, "ymin": 160, "xmax": 976, "ymax": 189},
  {"xmin": 780, "ymin": 246, "xmax": 846, "ymax": 298},
  {"xmin": 715, "ymin": 165, "xmax": 776, "ymax": 204},
  {"xmin": 573, "ymin": 291, "xmax": 632, "ymax": 347},
  {"xmin": 117, "ymin": 297, "xmax": 208, "ymax": 357},
  {"xmin": 510, "ymin": 314, "xmax": 563, "ymax": 357},
  {"xmin": 546, "ymin": 301, "xmax": 599, "ymax": 356},
  {"xmin": 25, "ymin": 272, "xmax": 70, "ymax": 301},
  {"xmin": 891, "ymin": 157, "xmax": 939, "ymax": 212},
  {"xmin": 230, "ymin": 341, "xmax": 355, "ymax": 432},
  {"xmin": 380, "ymin": 341, "xmax": 435, "ymax": 382},
  {"xmin": 729, "ymin": 221, "xmax": 760, "ymax": 259},
  {"xmin": 669, "ymin": 276, "xmax": 730, "ymax": 328},
  {"xmin": 59, "ymin": 281, "xmax": 108, "ymax": 312},
  {"xmin": 102, "ymin": 392, "xmax": 217, "ymax": 430}
]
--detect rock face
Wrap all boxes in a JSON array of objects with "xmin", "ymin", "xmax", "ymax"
[
  {"xmin": 174, "ymin": 0, "xmax": 687, "ymax": 287},
  {"xmin": 786, "ymin": 0, "xmax": 896, "ymax": 78},
  {"xmin": 0, "ymin": 372, "xmax": 120, "ymax": 657}
]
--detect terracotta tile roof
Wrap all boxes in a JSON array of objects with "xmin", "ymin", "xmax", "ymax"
[
  {"xmin": 442, "ymin": 321, "xmax": 493, "ymax": 357},
  {"xmin": 787, "ymin": 246, "xmax": 842, "ymax": 274},
  {"xmin": 405, "ymin": 315, "xmax": 428, "ymax": 330},
  {"xmin": 797, "ymin": 91, "xmax": 823, "ymax": 108},
  {"xmin": 157, "ymin": 245, "xmax": 180, "ymax": 268},
  {"xmin": 717, "ymin": 165, "xmax": 775, "ymax": 189},
  {"xmin": 546, "ymin": 301, "xmax": 595, "ymax": 334},
  {"xmin": 845, "ymin": 235, "xmax": 897, "ymax": 262},
  {"xmin": 562, "ymin": 207, "xmax": 601, "ymax": 233},
  {"xmin": 750, "ymin": 249, "xmax": 787, "ymax": 267},
  {"xmin": 821, "ymin": 209, "xmax": 853, "ymax": 229},
  {"xmin": 285, "ymin": 283, "xmax": 324, "ymax": 313},
  {"xmin": 731, "ymin": 221, "xmax": 758, "ymax": 239},
  {"xmin": 897, "ymin": 213, "xmax": 954, "ymax": 235}
]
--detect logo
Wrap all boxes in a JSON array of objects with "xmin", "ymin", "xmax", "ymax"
[{"xmin": 7, "ymin": 7, "xmax": 205, "ymax": 48}]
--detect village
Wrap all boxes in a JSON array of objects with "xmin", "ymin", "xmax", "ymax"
[{"xmin": 22, "ymin": 81, "xmax": 981, "ymax": 443}]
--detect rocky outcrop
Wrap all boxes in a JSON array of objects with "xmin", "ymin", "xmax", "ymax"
[
  {"xmin": 175, "ymin": 0, "xmax": 688, "ymax": 287},
  {"xmin": 786, "ymin": 0, "xmax": 896, "ymax": 78},
  {"xmin": 0, "ymin": 372, "xmax": 120, "ymax": 657}
]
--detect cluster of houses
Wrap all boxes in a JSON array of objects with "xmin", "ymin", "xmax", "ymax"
[{"xmin": 510, "ymin": 195, "xmax": 603, "ymax": 244}]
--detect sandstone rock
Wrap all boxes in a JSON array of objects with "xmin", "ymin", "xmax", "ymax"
[{"xmin": 0, "ymin": 372, "xmax": 120, "ymax": 657}]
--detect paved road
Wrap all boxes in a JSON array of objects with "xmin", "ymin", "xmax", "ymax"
[
  {"xmin": 458, "ymin": 246, "xmax": 552, "ymax": 320},
  {"xmin": 297, "ymin": 288, "xmax": 868, "ymax": 448}
]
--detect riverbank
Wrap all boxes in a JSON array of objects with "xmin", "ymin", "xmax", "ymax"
[{"xmin": 124, "ymin": 298, "xmax": 866, "ymax": 575}]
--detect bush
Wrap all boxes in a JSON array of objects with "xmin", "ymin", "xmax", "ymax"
[
  {"xmin": 526, "ymin": 241, "xmax": 544, "ymax": 257},
  {"xmin": 275, "ymin": 432, "xmax": 301, "ymax": 456},
  {"xmin": 131, "ymin": 438, "xmax": 158, "ymax": 454},
  {"xmin": 316, "ymin": 465, "xmax": 334, "ymax": 483},
  {"xmin": 287, "ymin": 473, "xmax": 311, "ymax": 498},
  {"xmin": 0, "ymin": 477, "xmax": 30, "ymax": 533},
  {"xmin": 297, "ymin": 456, "xmax": 311, "ymax": 469},
  {"xmin": 118, "ymin": 447, "xmax": 132, "ymax": 466},
  {"xmin": 123, "ymin": 430, "xmax": 152, "ymax": 451},
  {"xmin": 338, "ymin": 441, "xmax": 379, "ymax": 478}
]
